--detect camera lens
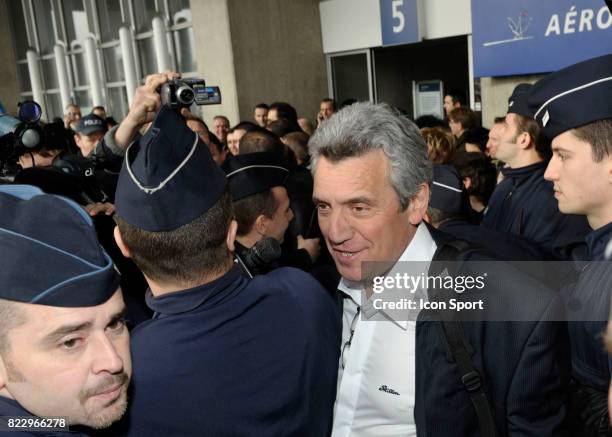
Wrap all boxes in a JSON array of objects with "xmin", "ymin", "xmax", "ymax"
[
  {"xmin": 18, "ymin": 101, "xmax": 42, "ymax": 124},
  {"xmin": 176, "ymin": 86, "xmax": 195, "ymax": 105}
]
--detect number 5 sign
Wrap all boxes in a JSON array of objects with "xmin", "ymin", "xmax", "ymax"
[{"xmin": 380, "ymin": 0, "xmax": 421, "ymax": 46}]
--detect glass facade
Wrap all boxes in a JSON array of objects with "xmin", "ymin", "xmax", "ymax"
[{"xmin": 8, "ymin": 0, "xmax": 197, "ymax": 120}]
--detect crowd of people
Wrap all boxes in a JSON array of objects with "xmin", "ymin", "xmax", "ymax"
[{"xmin": 0, "ymin": 53, "xmax": 611, "ymax": 436}]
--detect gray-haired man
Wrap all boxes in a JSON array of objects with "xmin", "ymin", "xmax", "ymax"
[{"xmin": 310, "ymin": 102, "xmax": 568, "ymax": 436}]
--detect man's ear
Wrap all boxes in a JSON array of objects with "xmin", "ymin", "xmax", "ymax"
[
  {"xmin": 517, "ymin": 131, "xmax": 532, "ymax": 150},
  {"xmin": 113, "ymin": 226, "xmax": 132, "ymax": 259},
  {"xmin": 226, "ymin": 219, "xmax": 238, "ymax": 252},
  {"xmin": 407, "ymin": 183, "xmax": 430, "ymax": 225},
  {"xmin": 73, "ymin": 134, "xmax": 82, "ymax": 149},
  {"xmin": 254, "ymin": 214, "xmax": 269, "ymax": 237}
]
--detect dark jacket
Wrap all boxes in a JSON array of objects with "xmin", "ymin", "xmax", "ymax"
[
  {"xmin": 482, "ymin": 161, "xmax": 590, "ymax": 259},
  {"xmin": 416, "ymin": 227, "xmax": 570, "ymax": 436},
  {"xmin": 123, "ymin": 265, "xmax": 341, "ymax": 436},
  {"xmin": 564, "ymin": 222, "xmax": 612, "ymax": 435}
]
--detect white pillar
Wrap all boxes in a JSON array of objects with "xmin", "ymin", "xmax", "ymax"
[
  {"xmin": 152, "ymin": 16, "xmax": 171, "ymax": 72},
  {"xmin": 26, "ymin": 50, "xmax": 46, "ymax": 120},
  {"xmin": 54, "ymin": 43, "xmax": 72, "ymax": 110},
  {"xmin": 84, "ymin": 36, "xmax": 104, "ymax": 106},
  {"xmin": 119, "ymin": 26, "xmax": 138, "ymax": 105}
]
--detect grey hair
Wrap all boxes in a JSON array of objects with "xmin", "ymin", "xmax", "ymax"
[{"xmin": 309, "ymin": 102, "xmax": 432, "ymax": 210}]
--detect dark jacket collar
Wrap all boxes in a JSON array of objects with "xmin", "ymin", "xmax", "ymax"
[
  {"xmin": 500, "ymin": 160, "xmax": 547, "ymax": 179},
  {"xmin": 0, "ymin": 395, "xmax": 31, "ymax": 417},
  {"xmin": 424, "ymin": 221, "xmax": 459, "ymax": 247},
  {"xmin": 145, "ymin": 265, "xmax": 246, "ymax": 316},
  {"xmin": 585, "ymin": 221, "xmax": 612, "ymax": 260}
]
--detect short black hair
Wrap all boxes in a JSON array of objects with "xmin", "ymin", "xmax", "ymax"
[
  {"xmin": 114, "ymin": 186, "xmax": 234, "ymax": 285},
  {"xmin": 452, "ymin": 151, "xmax": 496, "ymax": 206},
  {"xmin": 233, "ymin": 190, "xmax": 278, "ymax": 236},
  {"xmin": 255, "ymin": 103, "xmax": 269, "ymax": 110},
  {"xmin": 269, "ymin": 102, "xmax": 298, "ymax": 124},
  {"xmin": 231, "ymin": 121, "xmax": 257, "ymax": 133},
  {"xmin": 238, "ymin": 127, "xmax": 285, "ymax": 155},
  {"xmin": 445, "ymin": 90, "xmax": 466, "ymax": 106},
  {"xmin": 415, "ymin": 114, "xmax": 448, "ymax": 129},
  {"xmin": 268, "ymin": 119, "xmax": 301, "ymax": 138}
]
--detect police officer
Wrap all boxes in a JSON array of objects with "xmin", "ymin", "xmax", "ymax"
[
  {"xmin": 73, "ymin": 114, "xmax": 123, "ymax": 202},
  {"xmin": 426, "ymin": 164, "xmax": 552, "ymax": 262},
  {"xmin": 528, "ymin": 53, "xmax": 612, "ymax": 435},
  {"xmin": 112, "ymin": 105, "xmax": 340, "ymax": 436},
  {"xmin": 482, "ymin": 83, "xmax": 590, "ymax": 259},
  {"xmin": 0, "ymin": 185, "xmax": 130, "ymax": 436},
  {"xmin": 225, "ymin": 151, "xmax": 295, "ymax": 275}
]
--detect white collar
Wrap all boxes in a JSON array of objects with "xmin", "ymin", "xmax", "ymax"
[{"xmin": 337, "ymin": 222, "xmax": 438, "ymax": 329}]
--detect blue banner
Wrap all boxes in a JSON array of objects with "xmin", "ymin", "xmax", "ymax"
[
  {"xmin": 472, "ymin": 0, "xmax": 612, "ymax": 77},
  {"xmin": 380, "ymin": 0, "xmax": 420, "ymax": 46}
]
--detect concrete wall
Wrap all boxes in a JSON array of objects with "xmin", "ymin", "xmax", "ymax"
[
  {"xmin": 480, "ymin": 74, "xmax": 544, "ymax": 128},
  {"xmin": 228, "ymin": 0, "xmax": 327, "ymax": 123},
  {"xmin": 421, "ymin": 0, "xmax": 471, "ymax": 39},
  {"xmin": 319, "ymin": 0, "xmax": 471, "ymax": 53},
  {"xmin": 0, "ymin": 0, "xmax": 21, "ymax": 115},
  {"xmin": 189, "ymin": 0, "xmax": 241, "ymax": 126},
  {"xmin": 320, "ymin": 0, "xmax": 381, "ymax": 53}
]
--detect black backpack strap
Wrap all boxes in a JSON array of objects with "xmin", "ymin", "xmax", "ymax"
[{"xmin": 432, "ymin": 240, "xmax": 499, "ymax": 437}]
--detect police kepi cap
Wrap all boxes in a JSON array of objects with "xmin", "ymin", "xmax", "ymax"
[
  {"xmin": 527, "ymin": 54, "xmax": 612, "ymax": 139},
  {"xmin": 225, "ymin": 152, "xmax": 289, "ymax": 201},
  {"xmin": 76, "ymin": 113, "xmax": 107, "ymax": 135},
  {"xmin": 430, "ymin": 165, "xmax": 470, "ymax": 215},
  {"xmin": 115, "ymin": 105, "xmax": 227, "ymax": 231},
  {"xmin": 507, "ymin": 83, "xmax": 533, "ymax": 118},
  {"xmin": 0, "ymin": 185, "xmax": 119, "ymax": 307}
]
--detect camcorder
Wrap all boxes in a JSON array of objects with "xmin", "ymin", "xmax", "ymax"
[
  {"xmin": 0, "ymin": 101, "xmax": 49, "ymax": 181},
  {"xmin": 0, "ymin": 101, "xmax": 45, "ymax": 164},
  {"xmin": 0, "ymin": 102, "xmax": 105, "ymax": 205},
  {"xmin": 160, "ymin": 78, "xmax": 221, "ymax": 110}
]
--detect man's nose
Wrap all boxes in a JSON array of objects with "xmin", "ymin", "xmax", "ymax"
[
  {"xmin": 544, "ymin": 157, "xmax": 558, "ymax": 181},
  {"xmin": 91, "ymin": 334, "xmax": 125, "ymax": 375},
  {"xmin": 326, "ymin": 209, "xmax": 352, "ymax": 244}
]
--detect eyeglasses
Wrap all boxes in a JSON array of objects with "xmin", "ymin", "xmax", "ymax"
[{"xmin": 341, "ymin": 306, "xmax": 361, "ymax": 369}]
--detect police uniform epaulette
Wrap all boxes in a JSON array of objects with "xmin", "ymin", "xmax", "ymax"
[{"xmin": 527, "ymin": 54, "xmax": 612, "ymax": 139}]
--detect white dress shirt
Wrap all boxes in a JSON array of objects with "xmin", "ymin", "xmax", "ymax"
[{"xmin": 332, "ymin": 222, "xmax": 438, "ymax": 437}]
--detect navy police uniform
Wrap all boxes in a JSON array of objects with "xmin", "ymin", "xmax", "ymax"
[
  {"xmin": 482, "ymin": 83, "xmax": 590, "ymax": 259},
  {"xmin": 0, "ymin": 184, "xmax": 120, "ymax": 436},
  {"xmin": 225, "ymin": 152, "xmax": 315, "ymax": 273},
  {"xmin": 114, "ymin": 106, "xmax": 341, "ymax": 436},
  {"xmin": 432, "ymin": 165, "xmax": 552, "ymax": 262},
  {"xmin": 528, "ymin": 53, "xmax": 612, "ymax": 434}
]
